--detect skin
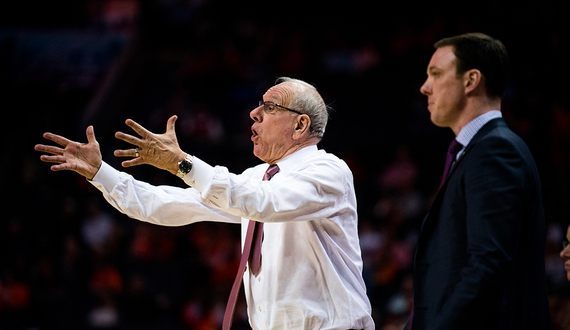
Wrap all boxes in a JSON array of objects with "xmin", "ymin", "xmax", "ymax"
[
  {"xmin": 560, "ymin": 225, "xmax": 570, "ymax": 281},
  {"xmin": 35, "ymin": 126, "xmax": 103, "ymax": 180},
  {"xmin": 419, "ymin": 46, "xmax": 502, "ymax": 135},
  {"xmin": 34, "ymin": 81, "xmax": 318, "ymax": 179},
  {"xmin": 251, "ymin": 82, "xmax": 318, "ymax": 164}
]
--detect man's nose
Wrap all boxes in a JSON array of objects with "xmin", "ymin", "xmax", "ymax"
[
  {"xmin": 250, "ymin": 106, "xmax": 262, "ymax": 122},
  {"xmin": 561, "ymin": 244, "xmax": 570, "ymax": 258},
  {"xmin": 420, "ymin": 79, "xmax": 430, "ymax": 96}
]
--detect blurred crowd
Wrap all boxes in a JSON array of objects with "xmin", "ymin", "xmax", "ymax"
[{"xmin": 2, "ymin": 0, "xmax": 570, "ymax": 329}]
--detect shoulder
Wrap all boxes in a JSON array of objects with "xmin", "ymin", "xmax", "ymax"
[
  {"xmin": 304, "ymin": 149, "xmax": 352, "ymax": 175},
  {"xmin": 483, "ymin": 125, "xmax": 534, "ymax": 161},
  {"xmin": 467, "ymin": 118, "xmax": 532, "ymax": 158},
  {"xmin": 276, "ymin": 148, "xmax": 355, "ymax": 191},
  {"xmin": 461, "ymin": 122, "xmax": 539, "ymax": 187}
]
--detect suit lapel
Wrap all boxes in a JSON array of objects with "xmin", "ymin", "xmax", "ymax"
[
  {"xmin": 441, "ymin": 118, "xmax": 506, "ymax": 190},
  {"xmin": 417, "ymin": 118, "xmax": 507, "ymax": 237}
]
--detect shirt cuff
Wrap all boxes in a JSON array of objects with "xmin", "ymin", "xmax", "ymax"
[
  {"xmin": 183, "ymin": 156, "xmax": 214, "ymax": 192},
  {"xmin": 89, "ymin": 161, "xmax": 121, "ymax": 193}
]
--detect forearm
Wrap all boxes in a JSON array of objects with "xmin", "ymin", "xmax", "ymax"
[{"xmin": 90, "ymin": 162, "xmax": 241, "ymax": 226}]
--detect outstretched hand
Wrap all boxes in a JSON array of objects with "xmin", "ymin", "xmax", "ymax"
[
  {"xmin": 34, "ymin": 126, "xmax": 103, "ymax": 180},
  {"xmin": 114, "ymin": 115, "xmax": 186, "ymax": 175}
]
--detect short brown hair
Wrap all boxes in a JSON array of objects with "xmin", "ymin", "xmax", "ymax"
[{"xmin": 435, "ymin": 32, "xmax": 510, "ymax": 99}]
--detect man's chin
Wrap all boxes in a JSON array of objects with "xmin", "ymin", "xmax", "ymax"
[
  {"xmin": 430, "ymin": 115, "xmax": 447, "ymax": 128},
  {"xmin": 252, "ymin": 147, "xmax": 263, "ymax": 162}
]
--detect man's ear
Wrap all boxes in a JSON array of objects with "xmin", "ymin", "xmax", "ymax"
[
  {"xmin": 293, "ymin": 114, "xmax": 311, "ymax": 139},
  {"xmin": 464, "ymin": 69, "xmax": 482, "ymax": 94}
]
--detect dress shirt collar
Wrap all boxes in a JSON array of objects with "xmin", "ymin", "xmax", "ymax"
[{"xmin": 456, "ymin": 110, "xmax": 502, "ymax": 149}]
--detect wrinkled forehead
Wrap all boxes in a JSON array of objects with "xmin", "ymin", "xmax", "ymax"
[{"xmin": 263, "ymin": 82, "xmax": 295, "ymax": 105}]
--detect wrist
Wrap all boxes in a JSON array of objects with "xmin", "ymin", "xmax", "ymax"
[
  {"xmin": 167, "ymin": 152, "xmax": 185, "ymax": 175},
  {"xmin": 176, "ymin": 154, "xmax": 193, "ymax": 178},
  {"xmin": 87, "ymin": 160, "xmax": 103, "ymax": 180}
]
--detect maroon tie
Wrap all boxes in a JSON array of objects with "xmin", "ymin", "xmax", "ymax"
[
  {"xmin": 222, "ymin": 164, "xmax": 280, "ymax": 330},
  {"xmin": 440, "ymin": 138, "xmax": 463, "ymax": 188}
]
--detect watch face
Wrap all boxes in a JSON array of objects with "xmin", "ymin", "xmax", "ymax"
[{"xmin": 180, "ymin": 160, "xmax": 192, "ymax": 173}]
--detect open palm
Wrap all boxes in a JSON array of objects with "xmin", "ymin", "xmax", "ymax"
[{"xmin": 35, "ymin": 126, "xmax": 102, "ymax": 180}]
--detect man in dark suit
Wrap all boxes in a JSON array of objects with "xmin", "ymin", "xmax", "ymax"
[{"xmin": 407, "ymin": 32, "xmax": 551, "ymax": 329}]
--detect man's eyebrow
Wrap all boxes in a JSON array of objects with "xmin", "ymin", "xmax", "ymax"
[{"xmin": 427, "ymin": 66, "xmax": 439, "ymax": 72}]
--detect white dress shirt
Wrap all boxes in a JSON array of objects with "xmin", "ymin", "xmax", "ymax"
[{"xmin": 90, "ymin": 145, "xmax": 375, "ymax": 330}]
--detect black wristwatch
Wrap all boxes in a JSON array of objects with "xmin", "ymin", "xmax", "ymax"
[{"xmin": 176, "ymin": 155, "xmax": 193, "ymax": 178}]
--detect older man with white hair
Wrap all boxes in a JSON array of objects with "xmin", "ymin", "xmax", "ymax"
[{"xmin": 35, "ymin": 77, "xmax": 375, "ymax": 330}]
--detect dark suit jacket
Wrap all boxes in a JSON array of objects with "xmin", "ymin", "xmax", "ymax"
[{"xmin": 410, "ymin": 118, "xmax": 551, "ymax": 330}]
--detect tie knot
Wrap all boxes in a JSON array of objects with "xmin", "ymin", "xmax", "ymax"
[
  {"xmin": 263, "ymin": 164, "xmax": 280, "ymax": 181},
  {"xmin": 448, "ymin": 139, "xmax": 463, "ymax": 156}
]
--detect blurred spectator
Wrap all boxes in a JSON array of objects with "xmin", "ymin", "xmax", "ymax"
[
  {"xmin": 120, "ymin": 273, "xmax": 161, "ymax": 329},
  {"xmin": 0, "ymin": 272, "xmax": 31, "ymax": 312},
  {"xmin": 87, "ymin": 291, "xmax": 120, "ymax": 330},
  {"xmin": 375, "ymin": 145, "xmax": 423, "ymax": 224},
  {"xmin": 81, "ymin": 199, "xmax": 120, "ymax": 256},
  {"xmin": 179, "ymin": 103, "xmax": 225, "ymax": 143},
  {"xmin": 549, "ymin": 222, "xmax": 570, "ymax": 330},
  {"xmin": 129, "ymin": 223, "xmax": 176, "ymax": 262}
]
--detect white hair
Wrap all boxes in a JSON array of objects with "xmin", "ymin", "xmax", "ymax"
[{"xmin": 275, "ymin": 77, "xmax": 330, "ymax": 140}]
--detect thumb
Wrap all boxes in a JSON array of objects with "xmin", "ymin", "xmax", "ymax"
[
  {"xmin": 86, "ymin": 125, "xmax": 98, "ymax": 144},
  {"xmin": 166, "ymin": 115, "xmax": 178, "ymax": 133}
]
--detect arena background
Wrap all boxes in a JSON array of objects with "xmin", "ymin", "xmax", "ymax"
[{"xmin": 2, "ymin": 1, "xmax": 569, "ymax": 329}]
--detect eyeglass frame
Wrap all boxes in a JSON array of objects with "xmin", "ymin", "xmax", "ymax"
[{"xmin": 259, "ymin": 101, "xmax": 304, "ymax": 115}]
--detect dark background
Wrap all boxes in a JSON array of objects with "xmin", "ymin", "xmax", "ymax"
[{"xmin": 2, "ymin": 1, "xmax": 570, "ymax": 329}]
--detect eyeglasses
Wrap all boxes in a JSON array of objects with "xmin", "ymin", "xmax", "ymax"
[{"xmin": 259, "ymin": 101, "xmax": 304, "ymax": 115}]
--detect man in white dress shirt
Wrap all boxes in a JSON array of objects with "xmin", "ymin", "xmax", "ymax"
[{"xmin": 35, "ymin": 77, "xmax": 375, "ymax": 330}]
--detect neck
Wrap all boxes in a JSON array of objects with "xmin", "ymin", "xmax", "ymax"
[
  {"xmin": 452, "ymin": 96, "xmax": 501, "ymax": 135},
  {"xmin": 266, "ymin": 139, "xmax": 318, "ymax": 165}
]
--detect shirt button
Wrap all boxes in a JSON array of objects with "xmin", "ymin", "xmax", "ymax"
[{"xmin": 258, "ymin": 306, "xmax": 262, "ymax": 311}]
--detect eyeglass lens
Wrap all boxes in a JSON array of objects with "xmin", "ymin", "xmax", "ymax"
[{"xmin": 259, "ymin": 101, "xmax": 273, "ymax": 112}]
